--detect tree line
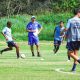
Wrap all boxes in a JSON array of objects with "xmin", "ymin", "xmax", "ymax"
[{"xmin": 0, "ymin": 0, "xmax": 80, "ymax": 17}]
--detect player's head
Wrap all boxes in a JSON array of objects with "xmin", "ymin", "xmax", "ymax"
[
  {"xmin": 7, "ymin": 21, "xmax": 12, "ymax": 28},
  {"xmin": 31, "ymin": 16, "xmax": 36, "ymax": 22},
  {"xmin": 59, "ymin": 21, "xmax": 64, "ymax": 27},
  {"xmin": 73, "ymin": 8, "xmax": 80, "ymax": 17}
]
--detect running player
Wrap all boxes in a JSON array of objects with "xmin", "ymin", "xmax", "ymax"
[
  {"xmin": 66, "ymin": 8, "xmax": 80, "ymax": 72},
  {"xmin": 53, "ymin": 21, "xmax": 65, "ymax": 54},
  {"xmin": 0, "ymin": 21, "xmax": 20, "ymax": 59}
]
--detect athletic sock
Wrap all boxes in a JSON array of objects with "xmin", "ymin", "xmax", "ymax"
[
  {"xmin": 55, "ymin": 46, "xmax": 59, "ymax": 53},
  {"xmin": 17, "ymin": 53, "xmax": 20, "ymax": 58},
  {"xmin": 71, "ymin": 63, "xmax": 77, "ymax": 71},
  {"xmin": 37, "ymin": 52, "xmax": 41, "ymax": 57},
  {"xmin": 32, "ymin": 52, "xmax": 35, "ymax": 56},
  {"xmin": 68, "ymin": 55, "xmax": 70, "ymax": 60},
  {"xmin": 53, "ymin": 45, "xmax": 56, "ymax": 53}
]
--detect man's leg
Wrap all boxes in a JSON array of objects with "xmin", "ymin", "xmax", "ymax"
[
  {"xmin": 69, "ymin": 51, "xmax": 80, "ymax": 63},
  {"xmin": 53, "ymin": 40, "xmax": 57, "ymax": 53},
  {"xmin": 69, "ymin": 51, "xmax": 78, "ymax": 60},
  {"xmin": 71, "ymin": 50, "xmax": 78, "ymax": 71},
  {"xmin": 67, "ymin": 51, "xmax": 70, "ymax": 60},
  {"xmin": 14, "ymin": 43, "xmax": 20, "ymax": 58},
  {"xmin": 54, "ymin": 41, "xmax": 61, "ymax": 54},
  {"xmin": 36, "ymin": 44, "xmax": 40, "ymax": 57},
  {"xmin": 28, "ymin": 36, "xmax": 35, "ymax": 56},
  {"xmin": 53, "ymin": 45, "xmax": 57, "ymax": 53},
  {"xmin": 34, "ymin": 36, "xmax": 40, "ymax": 57},
  {"xmin": 55, "ymin": 45, "xmax": 60, "ymax": 53},
  {"xmin": 30, "ymin": 45, "xmax": 35, "ymax": 56},
  {"xmin": 0, "ymin": 47, "xmax": 13, "ymax": 54}
]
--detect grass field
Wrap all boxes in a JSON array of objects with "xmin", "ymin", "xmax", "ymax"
[{"xmin": 0, "ymin": 41, "xmax": 80, "ymax": 80}]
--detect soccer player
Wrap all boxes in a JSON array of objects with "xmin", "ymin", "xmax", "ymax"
[
  {"xmin": 53, "ymin": 21, "xmax": 65, "ymax": 54},
  {"xmin": 26, "ymin": 16, "xmax": 42, "ymax": 57},
  {"xmin": 66, "ymin": 8, "xmax": 80, "ymax": 72},
  {"xmin": 0, "ymin": 21, "xmax": 20, "ymax": 59}
]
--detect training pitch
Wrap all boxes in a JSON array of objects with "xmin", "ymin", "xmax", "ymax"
[{"xmin": 0, "ymin": 41, "xmax": 80, "ymax": 80}]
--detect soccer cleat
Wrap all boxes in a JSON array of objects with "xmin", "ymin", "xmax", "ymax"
[
  {"xmin": 67, "ymin": 60, "xmax": 70, "ymax": 62},
  {"xmin": 71, "ymin": 69, "xmax": 76, "ymax": 73}
]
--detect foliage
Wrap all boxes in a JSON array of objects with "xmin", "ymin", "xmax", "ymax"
[
  {"xmin": 0, "ymin": 0, "xmax": 80, "ymax": 16},
  {"xmin": 0, "ymin": 13, "xmax": 72, "ymax": 41}
]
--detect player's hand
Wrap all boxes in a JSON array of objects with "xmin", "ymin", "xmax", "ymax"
[
  {"xmin": 37, "ymin": 31, "xmax": 40, "ymax": 35},
  {"xmin": 31, "ymin": 30, "xmax": 36, "ymax": 32},
  {"xmin": 6, "ymin": 38, "xmax": 8, "ymax": 41}
]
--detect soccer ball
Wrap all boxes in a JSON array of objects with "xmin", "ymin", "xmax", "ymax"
[{"xmin": 20, "ymin": 54, "xmax": 26, "ymax": 59}]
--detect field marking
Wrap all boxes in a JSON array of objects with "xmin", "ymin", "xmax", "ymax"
[{"xmin": 55, "ymin": 68, "xmax": 80, "ymax": 75}]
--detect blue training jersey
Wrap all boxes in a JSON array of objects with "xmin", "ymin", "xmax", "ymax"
[
  {"xmin": 26, "ymin": 21, "xmax": 42, "ymax": 37},
  {"xmin": 54, "ymin": 26, "xmax": 65, "ymax": 41}
]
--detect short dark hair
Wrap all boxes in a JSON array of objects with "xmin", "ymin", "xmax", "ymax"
[
  {"xmin": 7, "ymin": 21, "xmax": 11, "ymax": 26},
  {"xmin": 59, "ymin": 21, "xmax": 64, "ymax": 24},
  {"xmin": 73, "ymin": 8, "xmax": 80, "ymax": 15}
]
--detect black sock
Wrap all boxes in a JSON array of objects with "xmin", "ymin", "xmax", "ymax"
[
  {"xmin": 68, "ymin": 55, "xmax": 70, "ymax": 60},
  {"xmin": 71, "ymin": 63, "xmax": 77, "ymax": 71},
  {"xmin": 55, "ymin": 46, "xmax": 59, "ymax": 53},
  {"xmin": 17, "ymin": 53, "xmax": 20, "ymax": 58},
  {"xmin": 37, "ymin": 52, "xmax": 40, "ymax": 57},
  {"xmin": 1, "ymin": 48, "xmax": 12, "ymax": 52},
  {"xmin": 32, "ymin": 52, "xmax": 35, "ymax": 56},
  {"xmin": 54, "ymin": 45, "xmax": 57, "ymax": 52}
]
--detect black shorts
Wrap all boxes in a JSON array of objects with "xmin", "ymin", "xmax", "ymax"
[
  {"xmin": 54, "ymin": 39, "xmax": 61, "ymax": 46},
  {"xmin": 7, "ymin": 41, "xmax": 16, "ymax": 47},
  {"xmin": 67, "ymin": 41, "xmax": 80, "ymax": 51}
]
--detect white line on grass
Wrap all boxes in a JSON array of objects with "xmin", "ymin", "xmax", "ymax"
[{"xmin": 55, "ymin": 68, "xmax": 80, "ymax": 75}]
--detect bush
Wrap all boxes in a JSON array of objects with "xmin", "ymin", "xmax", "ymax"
[{"xmin": 0, "ymin": 13, "xmax": 72, "ymax": 41}]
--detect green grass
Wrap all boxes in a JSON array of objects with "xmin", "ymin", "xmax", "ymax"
[
  {"xmin": 0, "ymin": 13, "xmax": 73, "ymax": 41},
  {"xmin": 0, "ymin": 41, "xmax": 80, "ymax": 80}
]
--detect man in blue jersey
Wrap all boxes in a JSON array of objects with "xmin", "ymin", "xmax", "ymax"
[
  {"xmin": 53, "ymin": 21, "xmax": 65, "ymax": 54},
  {"xmin": 66, "ymin": 8, "xmax": 80, "ymax": 72},
  {"xmin": 26, "ymin": 16, "xmax": 42, "ymax": 57}
]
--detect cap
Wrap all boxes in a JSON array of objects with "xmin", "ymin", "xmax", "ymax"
[{"xmin": 31, "ymin": 16, "xmax": 36, "ymax": 19}]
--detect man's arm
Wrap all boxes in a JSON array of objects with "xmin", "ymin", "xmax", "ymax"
[
  {"xmin": 38, "ymin": 27, "xmax": 43, "ymax": 34},
  {"xmin": 1, "ymin": 32, "xmax": 8, "ymax": 41},
  {"xmin": 26, "ymin": 29, "xmax": 36, "ymax": 32}
]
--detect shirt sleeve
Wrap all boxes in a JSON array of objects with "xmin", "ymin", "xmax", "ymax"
[
  {"xmin": 38, "ymin": 23, "xmax": 42, "ymax": 28},
  {"xmin": 2, "ymin": 27, "xmax": 7, "ymax": 34},
  {"xmin": 66, "ymin": 19, "xmax": 71, "ymax": 29},
  {"xmin": 26, "ymin": 23, "xmax": 29, "ymax": 30}
]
